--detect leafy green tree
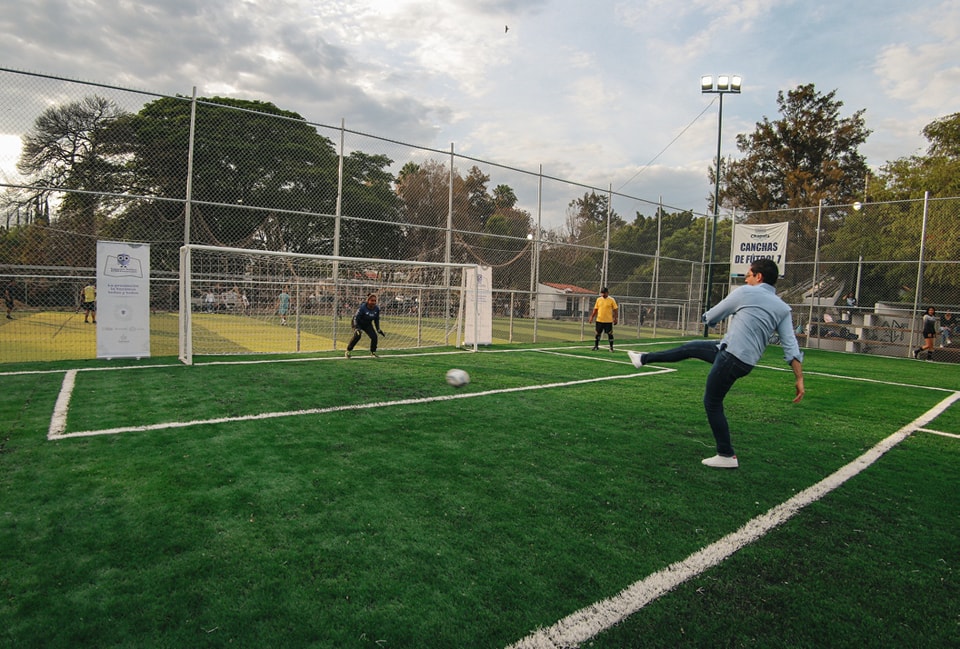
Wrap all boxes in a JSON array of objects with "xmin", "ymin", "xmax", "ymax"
[
  {"xmin": 337, "ymin": 151, "xmax": 404, "ymax": 259},
  {"xmin": 395, "ymin": 160, "xmax": 451, "ymax": 263},
  {"xmin": 536, "ymin": 192, "xmax": 626, "ymax": 288},
  {"xmin": 720, "ymin": 84, "xmax": 871, "ymax": 263},
  {"xmin": 493, "ymin": 184, "xmax": 518, "ymax": 210},
  {"xmin": 463, "ymin": 166, "xmax": 495, "ymax": 230},
  {"xmin": 826, "ymin": 112, "xmax": 960, "ymax": 302},
  {"xmin": 12, "ymin": 95, "xmax": 127, "ymax": 266},
  {"xmin": 97, "ymin": 97, "xmax": 344, "ymax": 269},
  {"xmin": 722, "ymin": 84, "xmax": 870, "ymax": 212}
]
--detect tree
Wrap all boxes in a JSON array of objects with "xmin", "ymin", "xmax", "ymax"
[
  {"xmin": 825, "ymin": 112, "xmax": 960, "ymax": 303},
  {"xmin": 12, "ymin": 95, "xmax": 127, "ymax": 266},
  {"xmin": 493, "ymin": 184, "xmax": 517, "ymax": 210},
  {"xmin": 462, "ymin": 166, "xmax": 495, "ymax": 230},
  {"xmin": 719, "ymin": 84, "xmax": 871, "ymax": 263},
  {"xmin": 871, "ymin": 112, "xmax": 960, "ymax": 200},
  {"xmin": 96, "ymin": 96, "xmax": 344, "ymax": 269},
  {"xmin": 395, "ymin": 160, "xmax": 451, "ymax": 263},
  {"xmin": 721, "ymin": 84, "xmax": 871, "ymax": 213},
  {"xmin": 338, "ymin": 151, "xmax": 404, "ymax": 259},
  {"xmin": 540, "ymin": 191, "xmax": 624, "ymax": 284}
]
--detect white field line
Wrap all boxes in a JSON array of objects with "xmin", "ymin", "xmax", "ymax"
[
  {"xmin": 757, "ymin": 364, "xmax": 958, "ymax": 393},
  {"xmin": 919, "ymin": 428, "xmax": 960, "ymax": 439},
  {"xmin": 47, "ymin": 367, "xmax": 674, "ymax": 440},
  {"xmin": 47, "ymin": 369, "xmax": 77, "ymax": 438},
  {"xmin": 505, "ymin": 389, "xmax": 960, "ymax": 649}
]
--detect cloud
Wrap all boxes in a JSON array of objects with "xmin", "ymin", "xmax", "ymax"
[{"xmin": 1, "ymin": 0, "xmax": 957, "ymax": 229}]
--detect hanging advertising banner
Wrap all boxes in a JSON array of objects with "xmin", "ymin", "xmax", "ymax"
[
  {"xmin": 730, "ymin": 222, "xmax": 789, "ymax": 277},
  {"xmin": 96, "ymin": 241, "xmax": 151, "ymax": 359},
  {"xmin": 463, "ymin": 265, "xmax": 493, "ymax": 346}
]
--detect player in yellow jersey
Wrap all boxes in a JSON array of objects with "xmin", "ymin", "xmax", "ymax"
[
  {"xmin": 588, "ymin": 287, "xmax": 618, "ymax": 351},
  {"xmin": 80, "ymin": 282, "xmax": 97, "ymax": 324}
]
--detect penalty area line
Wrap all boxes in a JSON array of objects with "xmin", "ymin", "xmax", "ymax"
[
  {"xmin": 47, "ymin": 369, "xmax": 78, "ymax": 439},
  {"xmin": 47, "ymin": 368, "xmax": 672, "ymax": 440},
  {"xmin": 505, "ymin": 390, "xmax": 960, "ymax": 649}
]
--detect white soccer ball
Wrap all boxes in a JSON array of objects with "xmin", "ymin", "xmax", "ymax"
[{"xmin": 445, "ymin": 368, "xmax": 470, "ymax": 387}]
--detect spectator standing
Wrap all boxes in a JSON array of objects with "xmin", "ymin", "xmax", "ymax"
[
  {"xmin": 276, "ymin": 286, "xmax": 291, "ymax": 325},
  {"xmin": 80, "ymin": 282, "xmax": 97, "ymax": 324},
  {"xmin": 4, "ymin": 280, "xmax": 15, "ymax": 320},
  {"xmin": 914, "ymin": 306, "xmax": 937, "ymax": 360}
]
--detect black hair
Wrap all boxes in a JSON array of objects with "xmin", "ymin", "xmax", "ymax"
[{"xmin": 750, "ymin": 259, "xmax": 779, "ymax": 286}]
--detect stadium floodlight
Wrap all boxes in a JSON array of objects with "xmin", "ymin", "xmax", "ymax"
[{"xmin": 700, "ymin": 73, "xmax": 742, "ymax": 336}]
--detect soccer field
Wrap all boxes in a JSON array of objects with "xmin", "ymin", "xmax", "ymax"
[{"xmin": 1, "ymin": 342, "xmax": 958, "ymax": 647}]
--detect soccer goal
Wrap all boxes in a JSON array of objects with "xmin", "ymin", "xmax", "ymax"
[{"xmin": 178, "ymin": 244, "xmax": 481, "ymax": 364}]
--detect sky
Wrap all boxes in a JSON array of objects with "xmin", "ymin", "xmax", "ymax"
[{"xmin": 1, "ymin": 0, "xmax": 958, "ymax": 229}]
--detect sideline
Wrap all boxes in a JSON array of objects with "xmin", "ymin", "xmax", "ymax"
[{"xmin": 505, "ymin": 390, "xmax": 960, "ymax": 649}]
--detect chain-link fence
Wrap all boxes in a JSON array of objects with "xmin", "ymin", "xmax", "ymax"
[{"xmin": 1, "ymin": 68, "xmax": 958, "ymax": 364}]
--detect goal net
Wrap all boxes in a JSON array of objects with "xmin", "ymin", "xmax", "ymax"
[{"xmin": 178, "ymin": 244, "xmax": 480, "ymax": 364}]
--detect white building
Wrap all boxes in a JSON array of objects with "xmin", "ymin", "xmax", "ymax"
[{"xmin": 535, "ymin": 282, "xmax": 597, "ymax": 319}]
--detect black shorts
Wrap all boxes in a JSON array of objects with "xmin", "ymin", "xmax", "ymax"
[
  {"xmin": 595, "ymin": 321, "xmax": 614, "ymax": 334},
  {"xmin": 82, "ymin": 301, "xmax": 96, "ymax": 311}
]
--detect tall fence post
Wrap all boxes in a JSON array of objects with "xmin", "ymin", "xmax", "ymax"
[
  {"xmin": 909, "ymin": 191, "xmax": 930, "ymax": 354},
  {"xmin": 332, "ymin": 119, "xmax": 345, "ymax": 349}
]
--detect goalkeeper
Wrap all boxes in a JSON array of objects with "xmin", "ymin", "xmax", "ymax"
[{"xmin": 345, "ymin": 293, "xmax": 386, "ymax": 358}]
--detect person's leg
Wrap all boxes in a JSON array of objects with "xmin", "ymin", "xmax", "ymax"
[
  {"xmin": 607, "ymin": 325, "xmax": 614, "ymax": 351},
  {"xmin": 702, "ymin": 350, "xmax": 753, "ymax": 456},
  {"xmin": 346, "ymin": 328, "xmax": 362, "ymax": 352},
  {"xmin": 644, "ymin": 339, "xmax": 719, "ymax": 365},
  {"xmin": 593, "ymin": 325, "xmax": 601, "ymax": 350},
  {"xmin": 363, "ymin": 323, "xmax": 379, "ymax": 353}
]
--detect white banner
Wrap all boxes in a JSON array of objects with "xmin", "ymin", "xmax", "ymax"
[
  {"xmin": 463, "ymin": 266, "xmax": 493, "ymax": 346},
  {"xmin": 730, "ymin": 222, "xmax": 789, "ymax": 277},
  {"xmin": 96, "ymin": 241, "xmax": 151, "ymax": 359}
]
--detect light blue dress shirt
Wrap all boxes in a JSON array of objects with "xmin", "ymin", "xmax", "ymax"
[{"xmin": 702, "ymin": 283, "xmax": 804, "ymax": 366}]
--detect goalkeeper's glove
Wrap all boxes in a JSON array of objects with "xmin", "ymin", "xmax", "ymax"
[{"xmin": 378, "ymin": 330, "xmax": 386, "ymax": 337}]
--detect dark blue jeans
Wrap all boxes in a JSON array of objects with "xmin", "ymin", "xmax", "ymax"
[
  {"xmin": 347, "ymin": 322, "xmax": 378, "ymax": 353},
  {"xmin": 644, "ymin": 340, "xmax": 754, "ymax": 456}
]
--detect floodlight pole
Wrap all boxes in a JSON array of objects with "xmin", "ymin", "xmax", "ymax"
[{"xmin": 700, "ymin": 75, "xmax": 741, "ymax": 336}]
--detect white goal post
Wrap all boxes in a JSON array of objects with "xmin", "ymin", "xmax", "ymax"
[{"xmin": 178, "ymin": 244, "xmax": 481, "ymax": 365}]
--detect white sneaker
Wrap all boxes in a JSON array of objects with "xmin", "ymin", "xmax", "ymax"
[
  {"xmin": 344, "ymin": 350, "xmax": 351, "ymax": 358},
  {"xmin": 701, "ymin": 454, "xmax": 739, "ymax": 469},
  {"xmin": 627, "ymin": 350, "xmax": 647, "ymax": 368}
]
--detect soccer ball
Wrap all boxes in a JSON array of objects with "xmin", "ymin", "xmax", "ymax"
[{"xmin": 445, "ymin": 368, "xmax": 470, "ymax": 387}]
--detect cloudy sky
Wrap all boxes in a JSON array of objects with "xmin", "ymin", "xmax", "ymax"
[{"xmin": 1, "ymin": 0, "xmax": 958, "ymax": 228}]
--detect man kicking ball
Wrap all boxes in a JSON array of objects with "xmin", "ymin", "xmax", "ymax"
[{"xmin": 628, "ymin": 258, "xmax": 804, "ymax": 469}]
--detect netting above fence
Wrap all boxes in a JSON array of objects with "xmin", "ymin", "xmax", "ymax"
[{"xmin": 1, "ymin": 68, "xmax": 959, "ymax": 365}]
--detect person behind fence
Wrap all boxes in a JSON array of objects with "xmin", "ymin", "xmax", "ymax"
[
  {"xmin": 914, "ymin": 306, "xmax": 937, "ymax": 360},
  {"xmin": 79, "ymin": 282, "xmax": 97, "ymax": 324},
  {"xmin": 345, "ymin": 293, "xmax": 386, "ymax": 358},
  {"xmin": 275, "ymin": 286, "xmax": 291, "ymax": 325},
  {"xmin": 627, "ymin": 258, "xmax": 805, "ymax": 470},
  {"xmin": 940, "ymin": 311, "xmax": 955, "ymax": 348},
  {"xmin": 4, "ymin": 279, "xmax": 15, "ymax": 320},
  {"xmin": 841, "ymin": 292, "xmax": 857, "ymax": 322},
  {"xmin": 588, "ymin": 287, "xmax": 618, "ymax": 351}
]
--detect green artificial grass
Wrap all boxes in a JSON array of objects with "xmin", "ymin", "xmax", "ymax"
[{"xmin": 1, "ymin": 343, "xmax": 957, "ymax": 648}]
